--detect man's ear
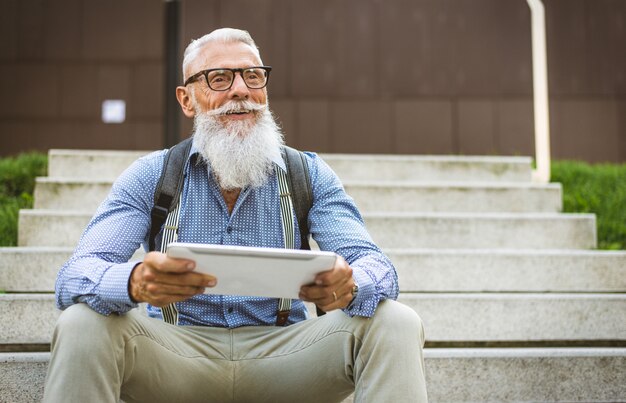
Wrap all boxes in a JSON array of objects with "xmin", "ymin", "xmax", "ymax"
[{"xmin": 176, "ymin": 86, "xmax": 196, "ymax": 118}]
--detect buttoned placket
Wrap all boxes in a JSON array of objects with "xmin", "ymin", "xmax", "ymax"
[{"xmin": 205, "ymin": 167, "xmax": 257, "ymax": 326}]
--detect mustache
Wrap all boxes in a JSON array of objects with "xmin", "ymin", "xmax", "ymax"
[{"xmin": 206, "ymin": 100, "xmax": 267, "ymax": 117}]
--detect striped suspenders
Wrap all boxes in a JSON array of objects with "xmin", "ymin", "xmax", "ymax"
[
  {"xmin": 159, "ymin": 194, "xmax": 182, "ymax": 325},
  {"xmin": 275, "ymin": 165, "xmax": 296, "ymax": 326}
]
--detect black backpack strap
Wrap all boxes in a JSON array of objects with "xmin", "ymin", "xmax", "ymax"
[
  {"xmin": 149, "ymin": 137, "xmax": 193, "ymax": 251},
  {"xmin": 281, "ymin": 146, "xmax": 327, "ymax": 317},
  {"xmin": 281, "ymin": 146, "xmax": 312, "ymax": 251}
]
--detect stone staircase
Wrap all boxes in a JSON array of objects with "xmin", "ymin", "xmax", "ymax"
[{"xmin": 1, "ymin": 149, "xmax": 625, "ymax": 402}]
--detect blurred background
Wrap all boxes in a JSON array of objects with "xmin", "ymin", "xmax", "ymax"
[{"xmin": 0, "ymin": 0, "xmax": 624, "ymax": 162}]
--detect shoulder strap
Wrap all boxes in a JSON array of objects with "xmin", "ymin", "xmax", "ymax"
[
  {"xmin": 149, "ymin": 137, "xmax": 193, "ymax": 251},
  {"xmin": 280, "ymin": 146, "xmax": 326, "ymax": 318},
  {"xmin": 281, "ymin": 146, "xmax": 312, "ymax": 250},
  {"xmin": 276, "ymin": 146, "xmax": 314, "ymax": 325}
]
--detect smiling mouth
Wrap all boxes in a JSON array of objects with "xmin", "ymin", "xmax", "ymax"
[{"xmin": 225, "ymin": 110, "xmax": 251, "ymax": 115}]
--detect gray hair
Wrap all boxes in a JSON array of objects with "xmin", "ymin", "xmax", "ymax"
[{"xmin": 182, "ymin": 28, "xmax": 262, "ymax": 81}]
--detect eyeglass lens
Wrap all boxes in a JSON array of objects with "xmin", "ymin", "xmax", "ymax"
[{"xmin": 207, "ymin": 68, "xmax": 268, "ymax": 90}]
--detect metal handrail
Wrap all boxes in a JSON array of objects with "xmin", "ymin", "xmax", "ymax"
[{"xmin": 526, "ymin": 0, "xmax": 551, "ymax": 183}]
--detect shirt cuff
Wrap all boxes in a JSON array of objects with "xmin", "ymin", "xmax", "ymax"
[
  {"xmin": 97, "ymin": 261, "xmax": 140, "ymax": 312},
  {"xmin": 344, "ymin": 267, "xmax": 377, "ymax": 318}
]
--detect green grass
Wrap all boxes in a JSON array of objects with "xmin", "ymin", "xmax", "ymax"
[
  {"xmin": 551, "ymin": 160, "xmax": 626, "ymax": 250},
  {"xmin": 0, "ymin": 152, "xmax": 47, "ymax": 246}
]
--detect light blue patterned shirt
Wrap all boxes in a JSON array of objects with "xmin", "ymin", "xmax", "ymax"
[{"xmin": 55, "ymin": 145, "xmax": 399, "ymax": 327}]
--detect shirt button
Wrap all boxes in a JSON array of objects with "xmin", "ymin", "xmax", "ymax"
[
  {"xmin": 226, "ymin": 226, "xmax": 233, "ymax": 234},
  {"xmin": 228, "ymin": 307, "xmax": 234, "ymax": 313}
]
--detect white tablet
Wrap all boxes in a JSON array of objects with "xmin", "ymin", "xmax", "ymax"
[{"xmin": 166, "ymin": 242, "xmax": 337, "ymax": 299}]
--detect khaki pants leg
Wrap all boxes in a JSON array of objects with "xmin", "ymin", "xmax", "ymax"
[
  {"xmin": 43, "ymin": 300, "xmax": 427, "ymax": 403},
  {"xmin": 43, "ymin": 303, "xmax": 234, "ymax": 403},
  {"xmin": 232, "ymin": 299, "xmax": 427, "ymax": 403}
]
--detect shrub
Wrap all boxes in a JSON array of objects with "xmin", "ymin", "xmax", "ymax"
[
  {"xmin": 551, "ymin": 161, "xmax": 626, "ymax": 250},
  {"xmin": 0, "ymin": 152, "xmax": 47, "ymax": 246}
]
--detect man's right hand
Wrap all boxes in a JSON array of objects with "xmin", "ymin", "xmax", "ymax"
[{"xmin": 129, "ymin": 251, "xmax": 217, "ymax": 307}]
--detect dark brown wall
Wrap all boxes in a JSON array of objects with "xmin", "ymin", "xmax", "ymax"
[
  {"xmin": 0, "ymin": 0, "xmax": 164, "ymax": 155},
  {"xmin": 1, "ymin": 0, "xmax": 625, "ymax": 162}
]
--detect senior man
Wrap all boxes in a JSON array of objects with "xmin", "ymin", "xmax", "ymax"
[{"xmin": 43, "ymin": 28, "xmax": 427, "ymax": 402}]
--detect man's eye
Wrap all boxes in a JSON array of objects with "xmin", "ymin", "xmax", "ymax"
[{"xmin": 209, "ymin": 74, "xmax": 230, "ymax": 84}]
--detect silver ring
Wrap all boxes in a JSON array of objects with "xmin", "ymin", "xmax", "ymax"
[{"xmin": 332, "ymin": 291, "xmax": 338, "ymax": 301}]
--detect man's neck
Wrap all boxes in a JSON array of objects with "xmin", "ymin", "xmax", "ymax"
[{"xmin": 220, "ymin": 187, "xmax": 242, "ymax": 214}]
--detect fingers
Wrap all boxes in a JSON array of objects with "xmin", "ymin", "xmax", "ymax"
[
  {"xmin": 129, "ymin": 252, "xmax": 217, "ymax": 306},
  {"xmin": 142, "ymin": 267, "xmax": 216, "ymax": 288},
  {"xmin": 302, "ymin": 280, "xmax": 355, "ymax": 312},
  {"xmin": 143, "ymin": 251, "xmax": 195, "ymax": 274},
  {"xmin": 312, "ymin": 255, "xmax": 351, "ymax": 287},
  {"xmin": 141, "ymin": 283, "xmax": 206, "ymax": 307},
  {"xmin": 299, "ymin": 256, "xmax": 355, "ymax": 312},
  {"xmin": 143, "ymin": 251, "xmax": 216, "ymax": 285}
]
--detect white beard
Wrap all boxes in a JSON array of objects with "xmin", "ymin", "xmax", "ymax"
[{"xmin": 192, "ymin": 100, "xmax": 285, "ymax": 190}]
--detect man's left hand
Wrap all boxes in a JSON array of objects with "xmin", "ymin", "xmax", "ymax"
[{"xmin": 299, "ymin": 255, "xmax": 355, "ymax": 312}]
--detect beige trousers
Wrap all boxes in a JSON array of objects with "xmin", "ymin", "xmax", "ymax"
[{"xmin": 43, "ymin": 300, "xmax": 427, "ymax": 403}]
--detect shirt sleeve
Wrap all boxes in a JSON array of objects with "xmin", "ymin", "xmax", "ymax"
[
  {"xmin": 54, "ymin": 151, "xmax": 165, "ymax": 315},
  {"xmin": 305, "ymin": 153, "xmax": 400, "ymax": 318}
]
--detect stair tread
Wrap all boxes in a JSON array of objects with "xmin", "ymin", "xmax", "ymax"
[
  {"xmin": 2, "ymin": 349, "xmax": 624, "ymax": 403},
  {"xmin": 2, "ymin": 293, "xmax": 624, "ymax": 344}
]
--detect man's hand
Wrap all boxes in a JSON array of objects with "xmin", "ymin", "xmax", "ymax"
[
  {"xmin": 299, "ymin": 255, "xmax": 355, "ymax": 312},
  {"xmin": 129, "ymin": 251, "xmax": 217, "ymax": 307}
]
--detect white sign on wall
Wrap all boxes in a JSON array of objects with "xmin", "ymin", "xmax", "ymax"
[{"xmin": 102, "ymin": 100, "xmax": 126, "ymax": 124}]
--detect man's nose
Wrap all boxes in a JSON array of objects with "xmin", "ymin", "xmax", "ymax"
[{"xmin": 228, "ymin": 73, "xmax": 250, "ymax": 99}]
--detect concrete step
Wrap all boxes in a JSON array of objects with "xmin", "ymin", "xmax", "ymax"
[
  {"xmin": 323, "ymin": 154, "xmax": 533, "ymax": 183},
  {"xmin": 33, "ymin": 178, "xmax": 113, "ymax": 212},
  {"xmin": 345, "ymin": 181, "xmax": 561, "ymax": 213},
  {"xmin": 426, "ymin": 348, "xmax": 626, "ymax": 402},
  {"xmin": 0, "ymin": 247, "xmax": 67, "ymax": 293},
  {"xmin": 17, "ymin": 210, "xmax": 597, "ymax": 249},
  {"xmin": 33, "ymin": 177, "xmax": 562, "ymax": 213},
  {"xmin": 365, "ymin": 212, "xmax": 597, "ymax": 249},
  {"xmin": 3, "ymin": 293, "xmax": 624, "ymax": 346},
  {"xmin": 388, "ymin": 249, "xmax": 626, "ymax": 292},
  {"xmin": 3, "ymin": 248, "xmax": 625, "ymax": 293},
  {"xmin": 0, "ymin": 294, "xmax": 58, "ymax": 345},
  {"xmin": 18, "ymin": 210, "xmax": 88, "ymax": 248},
  {"xmin": 398, "ymin": 293, "xmax": 626, "ymax": 343},
  {"xmin": 48, "ymin": 149, "xmax": 533, "ymax": 183},
  {"xmin": 48, "ymin": 149, "xmax": 150, "ymax": 181},
  {"xmin": 0, "ymin": 247, "xmax": 145, "ymax": 292},
  {"xmin": 2, "ymin": 349, "xmax": 625, "ymax": 402},
  {"xmin": 0, "ymin": 353, "xmax": 48, "ymax": 403}
]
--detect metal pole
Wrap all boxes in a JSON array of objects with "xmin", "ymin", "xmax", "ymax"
[
  {"xmin": 526, "ymin": 0, "xmax": 551, "ymax": 183},
  {"xmin": 164, "ymin": 0, "xmax": 181, "ymax": 148}
]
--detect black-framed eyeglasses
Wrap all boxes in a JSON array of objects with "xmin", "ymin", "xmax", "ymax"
[{"xmin": 183, "ymin": 66, "xmax": 272, "ymax": 91}]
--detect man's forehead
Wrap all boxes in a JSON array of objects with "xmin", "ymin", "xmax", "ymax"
[{"xmin": 189, "ymin": 42, "xmax": 262, "ymax": 72}]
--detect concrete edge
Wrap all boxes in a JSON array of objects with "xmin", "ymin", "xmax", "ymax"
[
  {"xmin": 4, "ymin": 348, "xmax": 626, "ymax": 364},
  {"xmin": 47, "ymin": 150, "xmax": 533, "ymax": 164},
  {"xmin": 424, "ymin": 347, "xmax": 626, "ymax": 358}
]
